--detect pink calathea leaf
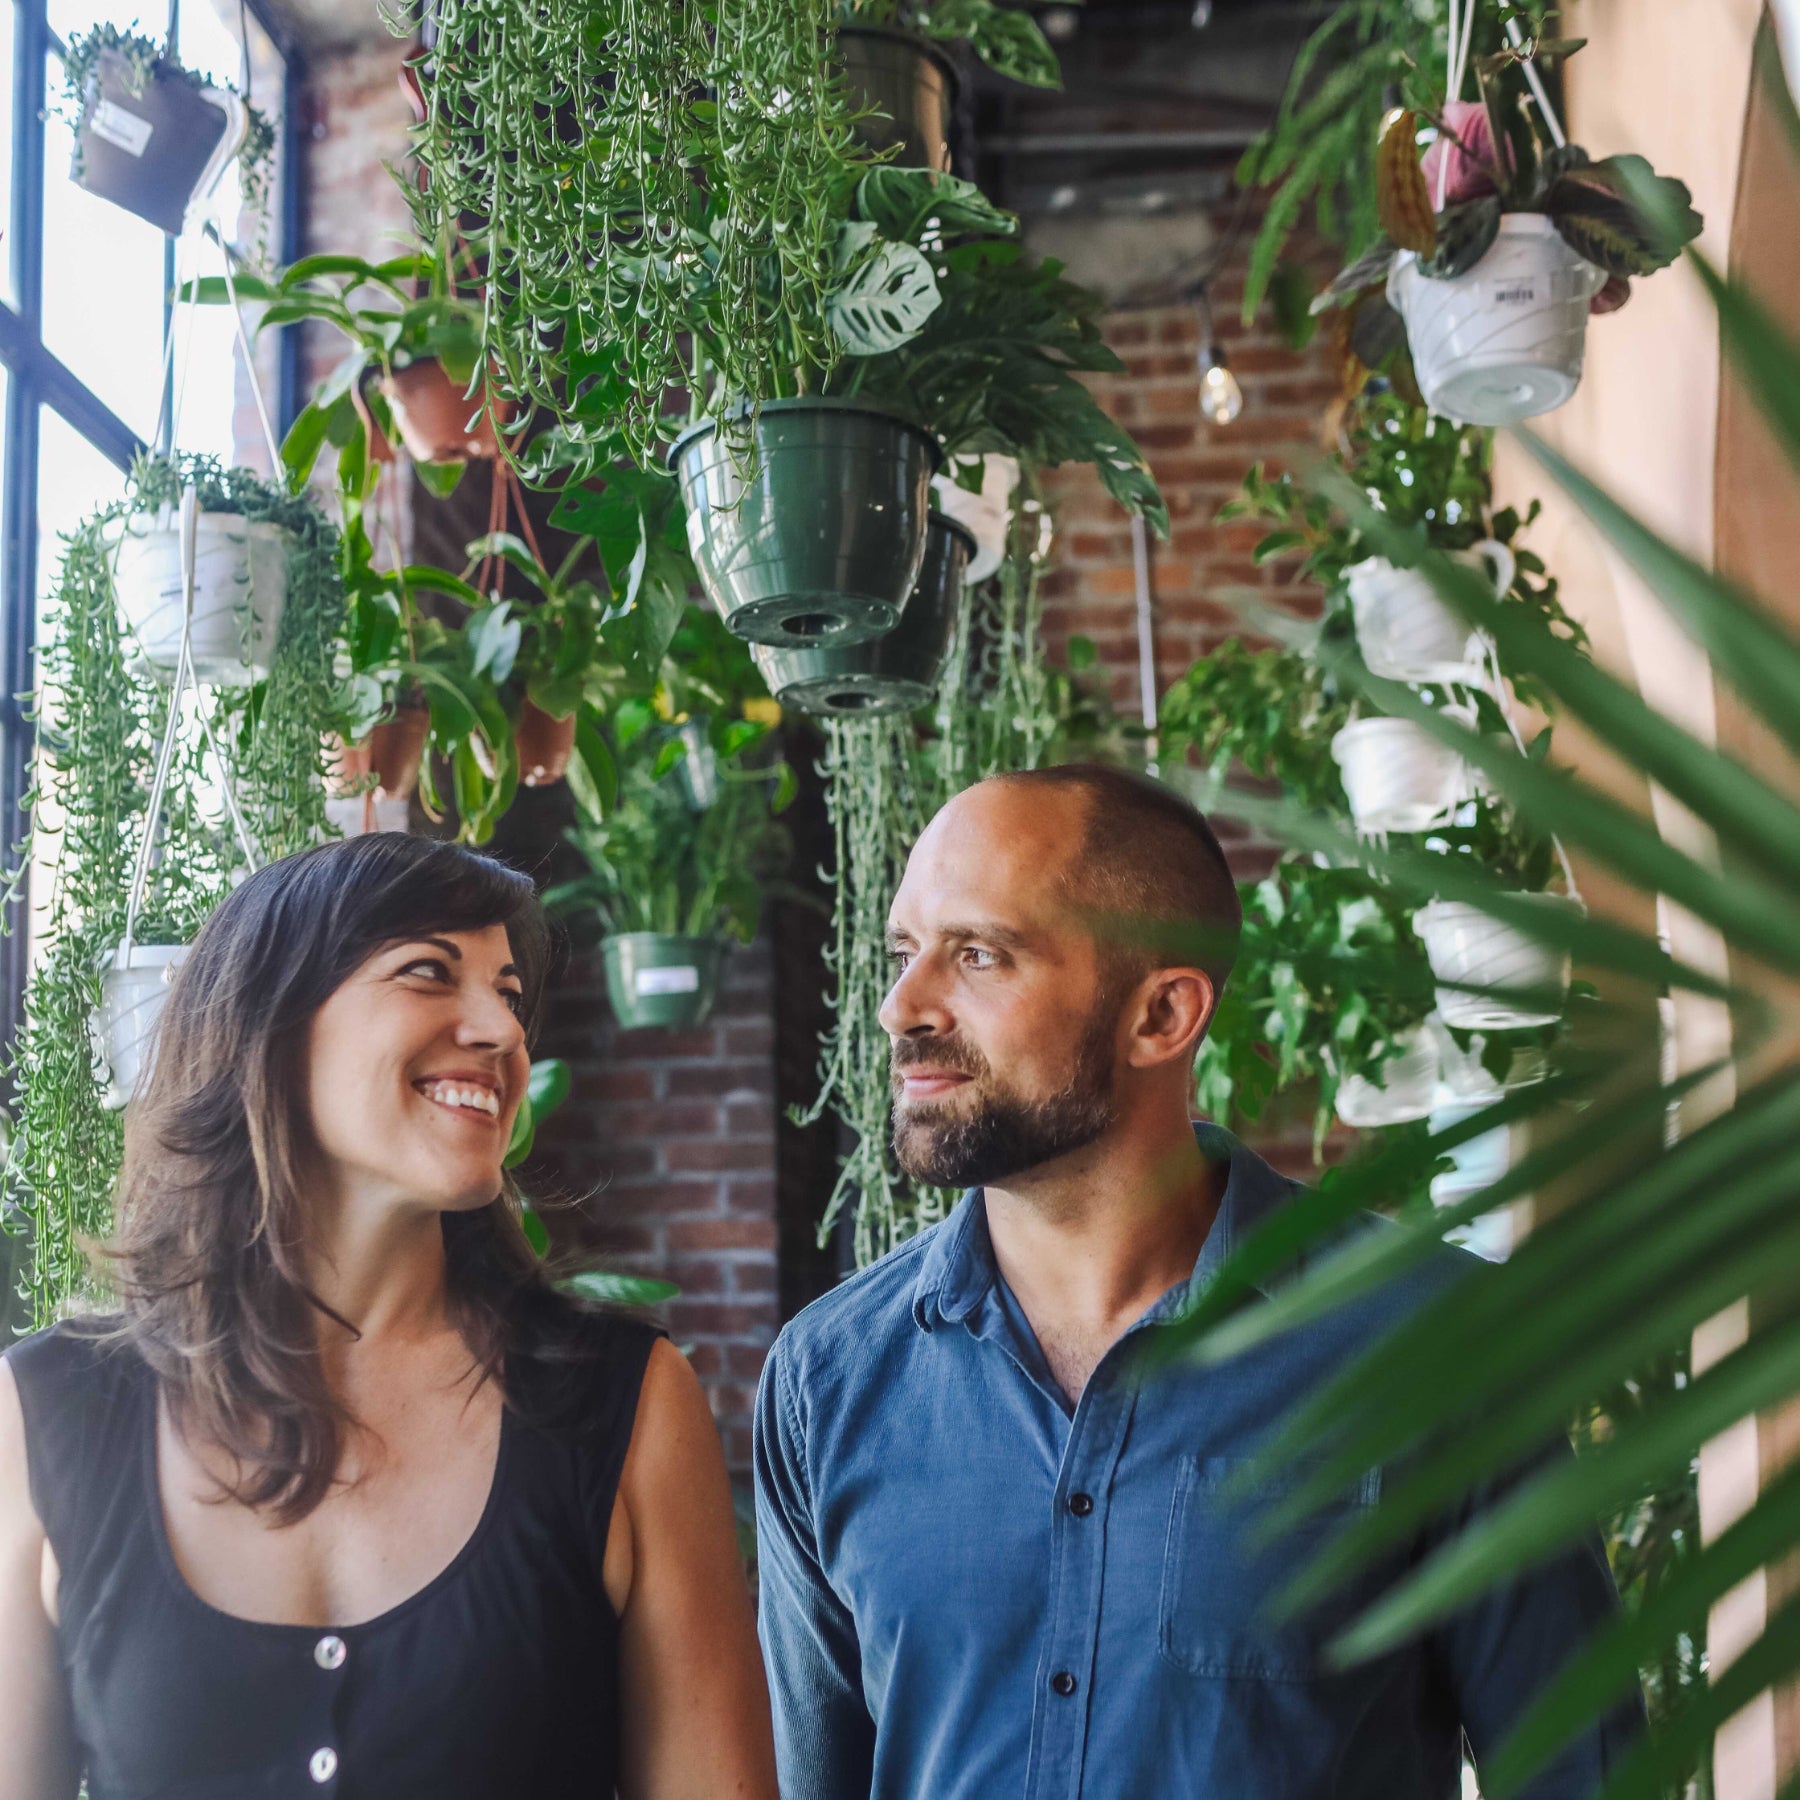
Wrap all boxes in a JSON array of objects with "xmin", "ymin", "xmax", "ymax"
[{"xmin": 1420, "ymin": 100, "xmax": 1510, "ymax": 207}]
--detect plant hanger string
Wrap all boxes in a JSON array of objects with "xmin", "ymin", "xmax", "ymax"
[
  {"xmin": 1503, "ymin": 12, "xmax": 1567, "ymax": 149},
  {"xmin": 1481, "ymin": 632, "xmax": 1580, "ymax": 901},
  {"xmin": 122, "ymin": 486, "xmax": 263, "ymax": 967},
  {"xmin": 1435, "ymin": 0, "xmax": 1479, "ymax": 211}
]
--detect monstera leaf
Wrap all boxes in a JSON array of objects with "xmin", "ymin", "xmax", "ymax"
[{"xmin": 827, "ymin": 223, "xmax": 942, "ymax": 355}]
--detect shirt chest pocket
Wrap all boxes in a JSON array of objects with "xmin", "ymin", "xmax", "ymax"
[{"xmin": 1158, "ymin": 1454, "xmax": 1382, "ymax": 1682}]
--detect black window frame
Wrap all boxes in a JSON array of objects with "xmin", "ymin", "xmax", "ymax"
[{"xmin": 0, "ymin": 0, "xmax": 305, "ymax": 1052}]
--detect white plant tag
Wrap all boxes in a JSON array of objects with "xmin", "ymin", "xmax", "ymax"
[
  {"xmin": 1489, "ymin": 277, "xmax": 1540, "ymax": 308},
  {"xmin": 90, "ymin": 99, "xmax": 154, "ymax": 157},
  {"xmin": 636, "ymin": 965, "xmax": 700, "ymax": 996}
]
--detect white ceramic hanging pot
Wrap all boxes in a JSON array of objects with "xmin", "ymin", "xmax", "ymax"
[
  {"xmin": 1416, "ymin": 895, "xmax": 1579, "ymax": 1030},
  {"xmin": 1330, "ymin": 707, "xmax": 1476, "ymax": 835},
  {"xmin": 1346, "ymin": 539, "xmax": 1514, "ymax": 686},
  {"xmin": 1388, "ymin": 215, "xmax": 1607, "ymax": 426},
  {"xmin": 1427, "ymin": 1100, "xmax": 1520, "ymax": 1261},
  {"xmin": 91, "ymin": 943, "xmax": 187, "ymax": 1110},
  {"xmin": 931, "ymin": 453, "xmax": 1018, "ymax": 584},
  {"xmin": 1333, "ymin": 1023, "xmax": 1440, "ymax": 1128},
  {"xmin": 1430, "ymin": 1013, "xmax": 1551, "ymax": 1098},
  {"xmin": 114, "ymin": 511, "xmax": 290, "ymax": 684}
]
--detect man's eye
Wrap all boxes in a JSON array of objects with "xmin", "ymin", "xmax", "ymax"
[
  {"xmin": 887, "ymin": 950, "xmax": 912, "ymax": 974},
  {"xmin": 963, "ymin": 947, "xmax": 998, "ymax": 970}
]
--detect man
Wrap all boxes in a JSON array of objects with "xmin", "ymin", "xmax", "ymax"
[{"xmin": 755, "ymin": 764, "xmax": 1637, "ymax": 1800}]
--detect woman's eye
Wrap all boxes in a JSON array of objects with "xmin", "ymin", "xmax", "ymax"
[
  {"xmin": 398, "ymin": 958, "xmax": 451, "ymax": 983},
  {"xmin": 501, "ymin": 989, "xmax": 525, "ymax": 1016}
]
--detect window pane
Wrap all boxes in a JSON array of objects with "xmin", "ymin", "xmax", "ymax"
[
  {"xmin": 44, "ymin": 0, "xmax": 152, "ymax": 48},
  {"xmin": 0, "ymin": 3, "xmax": 15, "ymax": 309},
  {"xmin": 41, "ymin": 47, "xmax": 167, "ymax": 442}
]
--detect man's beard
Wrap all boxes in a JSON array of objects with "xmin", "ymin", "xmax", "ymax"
[{"xmin": 890, "ymin": 1001, "xmax": 1119, "ymax": 1190}]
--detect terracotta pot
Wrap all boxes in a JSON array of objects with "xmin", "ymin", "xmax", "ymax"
[
  {"xmin": 515, "ymin": 702, "xmax": 576, "ymax": 787},
  {"xmin": 327, "ymin": 704, "xmax": 430, "ymax": 801},
  {"xmin": 380, "ymin": 360, "xmax": 513, "ymax": 463}
]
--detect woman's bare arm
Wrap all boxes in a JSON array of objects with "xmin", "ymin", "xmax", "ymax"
[
  {"xmin": 0, "ymin": 1361, "xmax": 79, "ymax": 1800},
  {"xmin": 614, "ymin": 1339, "xmax": 779, "ymax": 1800}
]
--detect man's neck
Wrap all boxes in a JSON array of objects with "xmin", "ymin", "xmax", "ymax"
[{"xmin": 981, "ymin": 1110, "xmax": 1225, "ymax": 1408}]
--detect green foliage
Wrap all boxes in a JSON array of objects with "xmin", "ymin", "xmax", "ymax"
[
  {"xmin": 58, "ymin": 23, "xmax": 277, "ymax": 249},
  {"xmin": 4, "ymin": 454, "xmax": 344, "ymax": 1324},
  {"xmin": 840, "ymin": 0, "xmax": 1066, "ymax": 88},
  {"xmin": 547, "ymin": 682, "xmax": 792, "ymax": 944},
  {"xmin": 1156, "ymin": 245, "xmax": 1800, "ymax": 1798},
  {"xmin": 403, "ymin": 0, "xmax": 867, "ymax": 468}
]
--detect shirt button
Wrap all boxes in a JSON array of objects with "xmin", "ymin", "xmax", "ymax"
[
  {"xmin": 1068, "ymin": 1491, "xmax": 1094, "ymax": 1517},
  {"xmin": 314, "ymin": 1634, "xmax": 347, "ymax": 1671},
  {"xmin": 1050, "ymin": 1670, "xmax": 1078, "ymax": 1697},
  {"xmin": 309, "ymin": 1746, "xmax": 338, "ymax": 1783}
]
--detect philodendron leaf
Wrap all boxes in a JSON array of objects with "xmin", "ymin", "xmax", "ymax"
[
  {"xmin": 1418, "ymin": 195, "xmax": 1501, "ymax": 279},
  {"xmin": 828, "ymin": 237, "xmax": 942, "ymax": 355},
  {"xmin": 1545, "ymin": 156, "xmax": 1704, "ymax": 276},
  {"xmin": 466, "ymin": 603, "xmax": 522, "ymax": 685}
]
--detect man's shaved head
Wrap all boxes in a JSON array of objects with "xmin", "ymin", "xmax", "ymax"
[{"xmin": 986, "ymin": 764, "xmax": 1241, "ymax": 1001}]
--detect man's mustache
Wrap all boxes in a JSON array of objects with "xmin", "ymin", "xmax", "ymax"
[{"xmin": 889, "ymin": 1036, "xmax": 991, "ymax": 1090}]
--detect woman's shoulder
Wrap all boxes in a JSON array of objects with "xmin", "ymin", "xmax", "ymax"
[
  {"xmin": 506, "ymin": 1291, "xmax": 666, "ymax": 1439},
  {"xmin": 5, "ymin": 1316, "xmax": 142, "ymax": 1405}
]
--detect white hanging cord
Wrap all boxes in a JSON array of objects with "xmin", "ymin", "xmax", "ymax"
[
  {"xmin": 213, "ymin": 221, "xmax": 284, "ymax": 472},
  {"xmin": 1434, "ymin": 0, "xmax": 1480, "ymax": 211},
  {"xmin": 125, "ymin": 488, "xmax": 203, "ymax": 962},
  {"xmin": 1503, "ymin": 14, "xmax": 1567, "ymax": 149}
]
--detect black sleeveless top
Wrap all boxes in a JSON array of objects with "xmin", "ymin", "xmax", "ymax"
[{"xmin": 6, "ymin": 1312, "xmax": 661, "ymax": 1800}]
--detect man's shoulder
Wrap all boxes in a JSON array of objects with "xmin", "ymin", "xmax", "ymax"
[
  {"xmin": 1283, "ymin": 1198, "xmax": 1493, "ymax": 1339},
  {"xmin": 769, "ymin": 1218, "xmax": 949, "ymax": 1382}
]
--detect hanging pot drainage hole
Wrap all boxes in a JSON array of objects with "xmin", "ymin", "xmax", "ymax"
[{"xmin": 781, "ymin": 612, "xmax": 845, "ymax": 640}]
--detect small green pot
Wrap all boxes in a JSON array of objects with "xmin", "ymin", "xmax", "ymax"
[
  {"xmin": 671, "ymin": 398, "xmax": 941, "ymax": 649},
  {"xmin": 602, "ymin": 933, "xmax": 724, "ymax": 1031},
  {"xmin": 755, "ymin": 513, "xmax": 974, "ymax": 717},
  {"xmin": 837, "ymin": 26, "xmax": 957, "ymax": 173}
]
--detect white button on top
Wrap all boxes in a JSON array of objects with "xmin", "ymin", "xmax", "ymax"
[
  {"xmin": 309, "ymin": 1745, "xmax": 338, "ymax": 1783},
  {"xmin": 314, "ymin": 1634, "xmax": 347, "ymax": 1672}
]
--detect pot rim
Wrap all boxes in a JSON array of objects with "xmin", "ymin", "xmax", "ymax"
[
  {"xmin": 926, "ymin": 508, "xmax": 978, "ymax": 560},
  {"xmin": 835, "ymin": 22, "xmax": 960, "ymax": 89},
  {"xmin": 602, "ymin": 931, "xmax": 725, "ymax": 954},
  {"xmin": 108, "ymin": 941, "xmax": 189, "ymax": 972},
  {"xmin": 1332, "ymin": 707, "xmax": 1475, "ymax": 750},
  {"xmin": 114, "ymin": 510, "xmax": 293, "ymax": 544},
  {"xmin": 668, "ymin": 396, "xmax": 945, "ymax": 471}
]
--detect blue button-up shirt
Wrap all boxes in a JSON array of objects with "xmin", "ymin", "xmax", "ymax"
[{"xmin": 755, "ymin": 1124, "xmax": 1639, "ymax": 1799}]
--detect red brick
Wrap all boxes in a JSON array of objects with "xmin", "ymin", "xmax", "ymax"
[
  {"xmin": 720, "ymin": 1177, "xmax": 777, "ymax": 1213},
  {"xmin": 667, "ymin": 1217, "xmax": 779, "ymax": 1252},
  {"xmin": 600, "ymin": 1177, "xmax": 723, "ymax": 1214},
  {"xmin": 665, "ymin": 1301, "xmax": 776, "ymax": 1338},
  {"xmin": 590, "ymin": 1099, "xmax": 719, "ymax": 1139},
  {"xmin": 665, "ymin": 1061, "xmax": 773, "ymax": 1098},
  {"xmin": 664, "ymin": 1138, "xmax": 771, "ymax": 1174},
  {"xmin": 727, "ymin": 1342, "xmax": 772, "ymax": 1379},
  {"xmin": 665, "ymin": 1256, "xmax": 728, "ymax": 1295},
  {"xmin": 611, "ymin": 1026, "xmax": 720, "ymax": 1059},
  {"xmin": 721, "ymin": 1021, "xmax": 774, "ymax": 1057},
  {"xmin": 723, "ymin": 1100, "xmax": 774, "ymax": 1139},
  {"xmin": 572, "ymin": 1067, "xmax": 657, "ymax": 1103}
]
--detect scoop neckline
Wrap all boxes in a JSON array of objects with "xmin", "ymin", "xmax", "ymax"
[{"xmin": 138, "ymin": 1356, "xmax": 515, "ymax": 1638}]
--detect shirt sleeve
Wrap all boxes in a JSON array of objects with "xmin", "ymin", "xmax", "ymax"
[
  {"xmin": 754, "ymin": 1335, "xmax": 877, "ymax": 1800},
  {"xmin": 1428, "ymin": 1437, "xmax": 1648, "ymax": 1798}
]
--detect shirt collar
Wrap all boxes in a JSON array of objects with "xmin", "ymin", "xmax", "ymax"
[{"xmin": 910, "ymin": 1121, "xmax": 1301, "ymax": 1332}]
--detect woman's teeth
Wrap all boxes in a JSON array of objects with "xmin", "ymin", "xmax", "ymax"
[{"xmin": 419, "ymin": 1081, "xmax": 500, "ymax": 1117}]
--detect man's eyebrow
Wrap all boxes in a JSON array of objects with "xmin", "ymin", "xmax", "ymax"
[{"xmin": 887, "ymin": 921, "xmax": 1034, "ymax": 954}]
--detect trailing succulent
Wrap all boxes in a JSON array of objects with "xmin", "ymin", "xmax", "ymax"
[
  {"xmin": 58, "ymin": 23, "xmax": 277, "ymax": 242},
  {"xmin": 1316, "ymin": 33, "xmax": 1702, "ymax": 381},
  {"xmin": 6, "ymin": 453, "xmax": 343, "ymax": 1322}
]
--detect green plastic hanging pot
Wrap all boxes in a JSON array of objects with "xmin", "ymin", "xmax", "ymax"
[
  {"xmin": 836, "ymin": 26, "xmax": 957, "ymax": 172},
  {"xmin": 754, "ymin": 513, "xmax": 974, "ymax": 717},
  {"xmin": 671, "ymin": 398, "xmax": 941, "ymax": 649},
  {"xmin": 602, "ymin": 933, "xmax": 724, "ymax": 1031}
]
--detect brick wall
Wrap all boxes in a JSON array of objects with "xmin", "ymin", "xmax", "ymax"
[{"xmin": 529, "ymin": 933, "xmax": 783, "ymax": 1476}]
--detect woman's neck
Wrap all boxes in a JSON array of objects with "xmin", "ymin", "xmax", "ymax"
[{"xmin": 303, "ymin": 1182, "xmax": 454, "ymax": 1348}]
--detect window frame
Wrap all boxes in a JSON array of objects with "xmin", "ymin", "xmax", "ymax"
[{"xmin": 0, "ymin": 0, "xmax": 304, "ymax": 1053}]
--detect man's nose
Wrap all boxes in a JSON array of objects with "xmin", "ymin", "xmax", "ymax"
[{"xmin": 878, "ymin": 953, "xmax": 954, "ymax": 1041}]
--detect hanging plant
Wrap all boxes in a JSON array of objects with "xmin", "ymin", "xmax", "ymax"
[
  {"xmin": 1315, "ymin": 33, "xmax": 1702, "ymax": 423},
  {"xmin": 4, "ymin": 454, "xmax": 344, "ymax": 1323},
  {"xmin": 838, "ymin": 0, "xmax": 1066, "ymax": 89},
  {"xmin": 59, "ymin": 24, "xmax": 276, "ymax": 247}
]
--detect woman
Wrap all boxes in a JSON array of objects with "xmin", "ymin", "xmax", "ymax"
[{"xmin": 0, "ymin": 833, "xmax": 779, "ymax": 1799}]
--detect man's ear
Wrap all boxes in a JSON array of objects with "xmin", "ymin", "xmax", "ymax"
[{"xmin": 1124, "ymin": 968, "xmax": 1215, "ymax": 1071}]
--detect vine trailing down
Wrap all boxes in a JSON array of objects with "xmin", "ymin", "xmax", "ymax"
[
  {"xmin": 5, "ymin": 455, "xmax": 344, "ymax": 1323},
  {"xmin": 802, "ymin": 487, "xmax": 1132, "ymax": 1266}
]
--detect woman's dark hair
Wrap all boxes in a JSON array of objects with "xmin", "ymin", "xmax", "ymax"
[{"xmin": 103, "ymin": 832, "xmax": 561, "ymax": 1523}]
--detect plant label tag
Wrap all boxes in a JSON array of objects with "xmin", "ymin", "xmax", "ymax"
[
  {"xmin": 90, "ymin": 100, "xmax": 154, "ymax": 158},
  {"xmin": 1490, "ymin": 278, "xmax": 1540, "ymax": 308},
  {"xmin": 636, "ymin": 965, "xmax": 700, "ymax": 996}
]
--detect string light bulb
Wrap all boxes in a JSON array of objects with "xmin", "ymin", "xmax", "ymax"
[{"xmin": 1194, "ymin": 289, "xmax": 1243, "ymax": 426}]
